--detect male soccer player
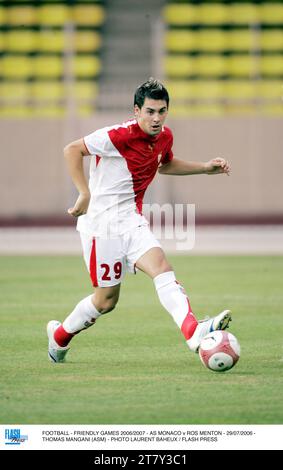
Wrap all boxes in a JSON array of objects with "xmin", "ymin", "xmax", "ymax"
[{"xmin": 47, "ymin": 78, "xmax": 231, "ymax": 363}]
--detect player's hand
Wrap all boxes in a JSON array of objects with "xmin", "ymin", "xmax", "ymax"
[
  {"xmin": 204, "ymin": 158, "xmax": 231, "ymax": 176},
  {"xmin": 67, "ymin": 193, "xmax": 90, "ymax": 217}
]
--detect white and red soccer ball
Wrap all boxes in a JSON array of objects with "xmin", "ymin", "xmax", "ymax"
[{"xmin": 199, "ymin": 330, "xmax": 240, "ymax": 372}]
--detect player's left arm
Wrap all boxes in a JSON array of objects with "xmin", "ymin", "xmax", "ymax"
[{"xmin": 158, "ymin": 157, "xmax": 230, "ymax": 176}]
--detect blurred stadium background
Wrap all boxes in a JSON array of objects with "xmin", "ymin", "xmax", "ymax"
[{"xmin": 0, "ymin": 0, "xmax": 282, "ymax": 254}]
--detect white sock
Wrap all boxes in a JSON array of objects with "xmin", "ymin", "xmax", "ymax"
[
  {"xmin": 153, "ymin": 271, "xmax": 198, "ymax": 340},
  {"xmin": 63, "ymin": 295, "xmax": 101, "ymax": 334}
]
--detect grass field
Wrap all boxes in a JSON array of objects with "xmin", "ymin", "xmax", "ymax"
[{"xmin": 0, "ymin": 255, "xmax": 282, "ymax": 425}]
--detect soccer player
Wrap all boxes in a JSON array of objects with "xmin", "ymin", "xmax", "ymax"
[{"xmin": 47, "ymin": 78, "xmax": 231, "ymax": 363}]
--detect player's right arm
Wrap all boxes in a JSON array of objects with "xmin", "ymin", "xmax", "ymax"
[{"xmin": 64, "ymin": 138, "xmax": 91, "ymax": 217}]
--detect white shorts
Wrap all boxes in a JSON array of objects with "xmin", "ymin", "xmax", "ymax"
[{"xmin": 80, "ymin": 225, "xmax": 161, "ymax": 287}]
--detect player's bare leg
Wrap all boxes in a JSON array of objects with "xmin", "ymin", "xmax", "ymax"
[
  {"xmin": 136, "ymin": 247, "xmax": 231, "ymax": 353},
  {"xmin": 47, "ymin": 285, "xmax": 120, "ymax": 363}
]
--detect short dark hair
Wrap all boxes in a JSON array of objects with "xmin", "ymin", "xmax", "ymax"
[{"xmin": 134, "ymin": 77, "xmax": 169, "ymax": 109}]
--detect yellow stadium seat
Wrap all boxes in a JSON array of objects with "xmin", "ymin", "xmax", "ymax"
[
  {"xmin": 225, "ymin": 103, "xmax": 255, "ymax": 115},
  {"xmin": 164, "ymin": 56, "xmax": 195, "ymax": 77},
  {"xmin": 0, "ymin": 82, "xmax": 31, "ymax": 102},
  {"xmin": 78, "ymin": 104, "xmax": 95, "ymax": 117},
  {"xmin": 73, "ymin": 55, "xmax": 101, "ymax": 78},
  {"xmin": 0, "ymin": 32, "xmax": 4, "ymax": 52},
  {"xmin": 258, "ymin": 81, "xmax": 283, "ymax": 100},
  {"xmin": 163, "ymin": 5, "xmax": 198, "ymax": 25},
  {"xmin": 72, "ymin": 5, "xmax": 105, "ymax": 26},
  {"xmin": 73, "ymin": 81, "xmax": 98, "ymax": 100},
  {"xmin": 165, "ymin": 81, "xmax": 196, "ymax": 100},
  {"xmin": 2, "ymin": 56, "xmax": 33, "ymax": 78},
  {"xmin": 6, "ymin": 30, "xmax": 37, "ymax": 52},
  {"xmin": 32, "ymin": 104, "xmax": 66, "ymax": 118},
  {"xmin": 198, "ymin": 30, "xmax": 227, "ymax": 52},
  {"xmin": 33, "ymin": 56, "xmax": 63, "ymax": 78},
  {"xmin": 228, "ymin": 55, "xmax": 257, "ymax": 77},
  {"xmin": 39, "ymin": 31, "xmax": 65, "ymax": 53},
  {"xmin": 0, "ymin": 7, "xmax": 6, "ymax": 25},
  {"xmin": 229, "ymin": 31, "xmax": 254, "ymax": 52},
  {"xmin": 260, "ymin": 104, "xmax": 283, "ymax": 116},
  {"xmin": 194, "ymin": 80, "xmax": 224, "ymax": 99},
  {"xmin": 74, "ymin": 31, "xmax": 101, "ymax": 52},
  {"xmin": 260, "ymin": 56, "xmax": 283, "ymax": 76},
  {"xmin": 167, "ymin": 81, "xmax": 225, "ymax": 100},
  {"xmin": 7, "ymin": 6, "xmax": 37, "ymax": 26},
  {"xmin": 200, "ymin": 4, "xmax": 230, "ymax": 25},
  {"xmin": 165, "ymin": 31, "xmax": 196, "ymax": 52},
  {"xmin": 32, "ymin": 81, "xmax": 65, "ymax": 101},
  {"xmin": 230, "ymin": 4, "xmax": 259, "ymax": 25},
  {"xmin": 225, "ymin": 81, "xmax": 257, "ymax": 99},
  {"xmin": 194, "ymin": 55, "xmax": 227, "ymax": 77},
  {"xmin": 260, "ymin": 31, "xmax": 283, "ymax": 51},
  {"xmin": 38, "ymin": 5, "xmax": 70, "ymax": 26},
  {"xmin": 190, "ymin": 103, "xmax": 224, "ymax": 116},
  {"xmin": 259, "ymin": 4, "xmax": 283, "ymax": 24},
  {"xmin": 0, "ymin": 105, "xmax": 32, "ymax": 118}
]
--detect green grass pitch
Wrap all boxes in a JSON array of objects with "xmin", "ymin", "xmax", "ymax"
[{"xmin": 0, "ymin": 255, "xmax": 282, "ymax": 424}]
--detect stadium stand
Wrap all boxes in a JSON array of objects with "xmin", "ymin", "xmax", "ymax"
[
  {"xmin": 0, "ymin": 0, "xmax": 105, "ymax": 117},
  {"xmin": 163, "ymin": 1, "xmax": 283, "ymax": 116}
]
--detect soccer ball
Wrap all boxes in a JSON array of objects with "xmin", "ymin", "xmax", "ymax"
[{"xmin": 199, "ymin": 330, "xmax": 240, "ymax": 372}]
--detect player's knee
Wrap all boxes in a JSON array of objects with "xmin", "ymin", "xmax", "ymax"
[
  {"xmin": 97, "ymin": 294, "xmax": 119, "ymax": 314},
  {"xmin": 155, "ymin": 261, "xmax": 173, "ymax": 277}
]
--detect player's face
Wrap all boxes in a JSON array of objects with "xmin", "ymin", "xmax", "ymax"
[{"xmin": 135, "ymin": 98, "xmax": 168, "ymax": 136}]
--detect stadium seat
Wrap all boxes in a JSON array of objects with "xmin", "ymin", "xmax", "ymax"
[
  {"xmin": 165, "ymin": 31, "xmax": 196, "ymax": 52},
  {"xmin": 77, "ymin": 104, "xmax": 95, "ymax": 117},
  {"xmin": 225, "ymin": 103, "xmax": 255, "ymax": 115},
  {"xmin": 164, "ymin": 56, "xmax": 195, "ymax": 77},
  {"xmin": 72, "ymin": 5, "xmax": 105, "ymax": 26},
  {"xmin": 259, "ymin": 3, "xmax": 283, "ymax": 24},
  {"xmin": 165, "ymin": 81, "xmax": 196, "ymax": 100},
  {"xmin": 260, "ymin": 104, "xmax": 283, "ymax": 115},
  {"xmin": 73, "ymin": 55, "xmax": 101, "ymax": 78},
  {"xmin": 167, "ymin": 80, "xmax": 225, "ymax": 101},
  {"xmin": 0, "ymin": 32, "xmax": 4, "ymax": 52},
  {"xmin": 33, "ymin": 56, "xmax": 63, "ymax": 79},
  {"xmin": 2, "ymin": 56, "xmax": 33, "ymax": 79},
  {"xmin": 38, "ymin": 5, "xmax": 70, "ymax": 26},
  {"xmin": 194, "ymin": 55, "xmax": 227, "ymax": 77},
  {"xmin": 199, "ymin": 4, "xmax": 230, "ymax": 25},
  {"xmin": 198, "ymin": 30, "xmax": 227, "ymax": 52},
  {"xmin": 32, "ymin": 104, "xmax": 66, "ymax": 118},
  {"xmin": 260, "ymin": 31, "xmax": 283, "ymax": 51},
  {"xmin": 260, "ymin": 56, "xmax": 283, "ymax": 76},
  {"xmin": 0, "ymin": 105, "xmax": 33, "ymax": 118},
  {"xmin": 189, "ymin": 103, "xmax": 224, "ymax": 116},
  {"xmin": 228, "ymin": 55, "xmax": 256, "ymax": 78},
  {"xmin": 5, "ymin": 30, "xmax": 37, "ymax": 53},
  {"xmin": 7, "ymin": 6, "xmax": 37, "ymax": 26},
  {"xmin": 163, "ymin": 5, "xmax": 198, "ymax": 25},
  {"xmin": 229, "ymin": 31, "xmax": 255, "ymax": 52},
  {"xmin": 74, "ymin": 31, "xmax": 101, "ymax": 53},
  {"xmin": 73, "ymin": 81, "xmax": 98, "ymax": 101},
  {"xmin": 0, "ymin": 7, "xmax": 6, "ymax": 25},
  {"xmin": 258, "ymin": 81, "xmax": 283, "ymax": 100},
  {"xmin": 0, "ymin": 82, "xmax": 31, "ymax": 103},
  {"xmin": 225, "ymin": 81, "xmax": 257, "ymax": 100},
  {"xmin": 194, "ymin": 80, "xmax": 224, "ymax": 100},
  {"xmin": 38, "ymin": 31, "xmax": 65, "ymax": 53},
  {"xmin": 229, "ymin": 4, "xmax": 259, "ymax": 25},
  {"xmin": 32, "ymin": 81, "xmax": 65, "ymax": 101}
]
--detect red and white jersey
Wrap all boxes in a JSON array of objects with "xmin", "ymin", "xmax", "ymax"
[{"xmin": 77, "ymin": 119, "xmax": 174, "ymax": 236}]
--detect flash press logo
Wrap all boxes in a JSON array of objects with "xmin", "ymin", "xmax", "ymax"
[{"xmin": 5, "ymin": 428, "xmax": 28, "ymax": 445}]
